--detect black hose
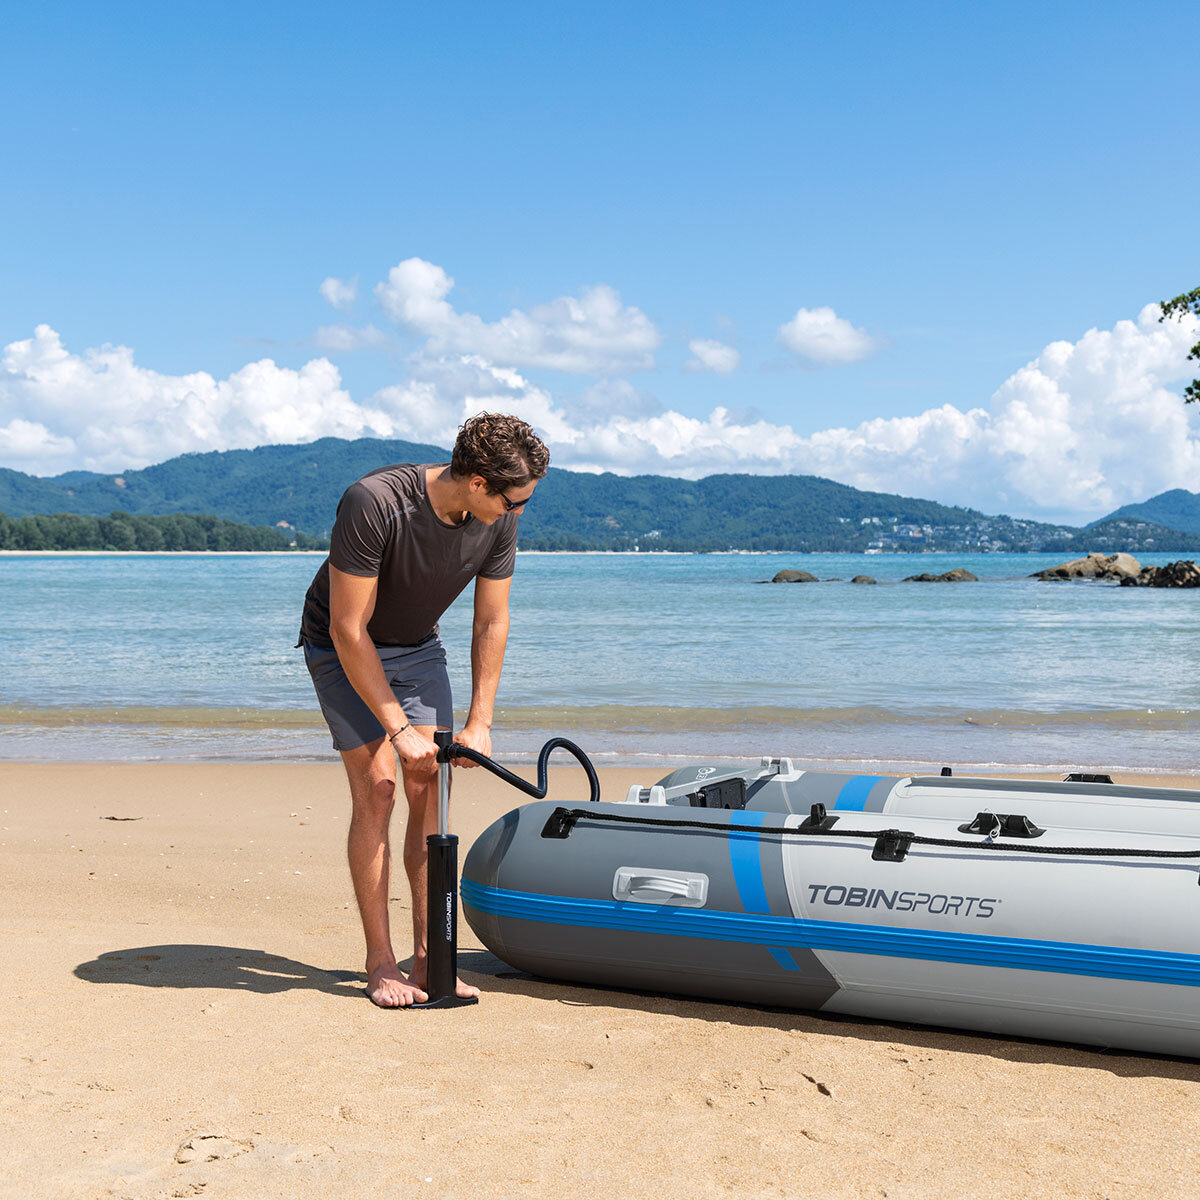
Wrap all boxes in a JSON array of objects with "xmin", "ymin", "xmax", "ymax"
[{"xmin": 438, "ymin": 737, "xmax": 601, "ymax": 803}]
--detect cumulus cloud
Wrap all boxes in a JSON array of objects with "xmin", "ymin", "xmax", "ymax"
[
  {"xmin": 0, "ymin": 325, "xmax": 385, "ymax": 474},
  {"xmin": 373, "ymin": 257, "xmax": 660, "ymax": 374},
  {"xmin": 381, "ymin": 304, "xmax": 1199, "ymax": 521},
  {"xmin": 319, "ymin": 276, "xmax": 357, "ymax": 311},
  {"xmin": 4, "ymin": 305, "xmax": 1199, "ymax": 523},
  {"xmin": 778, "ymin": 305, "xmax": 880, "ymax": 365},
  {"xmin": 685, "ymin": 338, "xmax": 740, "ymax": 374}
]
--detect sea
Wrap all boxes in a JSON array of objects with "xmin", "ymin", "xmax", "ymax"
[{"xmin": 1, "ymin": 551, "xmax": 1197, "ymax": 775}]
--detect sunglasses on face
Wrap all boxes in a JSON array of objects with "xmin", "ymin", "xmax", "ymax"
[
  {"xmin": 498, "ymin": 488, "xmax": 533, "ymax": 511},
  {"xmin": 496, "ymin": 482, "xmax": 535, "ymax": 511}
]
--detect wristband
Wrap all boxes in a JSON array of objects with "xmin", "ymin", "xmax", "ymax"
[{"xmin": 388, "ymin": 723, "xmax": 411, "ymax": 743}]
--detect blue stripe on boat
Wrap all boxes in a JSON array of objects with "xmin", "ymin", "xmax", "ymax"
[
  {"xmin": 461, "ymin": 879, "xmax": 1200, "ymax": 988},
  {"xmin": 728, "ymin": 810, "xmax": 769, "ymax": 914},
  {"xmin": 834, "ymin": 775, "xmax": 887, "ymax": 811},
  {"xmin": 727, "ymin": 810, "xmax": 799, "ymax": 970}
]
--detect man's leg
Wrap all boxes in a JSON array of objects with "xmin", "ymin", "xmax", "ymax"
[
  {"xmin": 401, "ymin": 725, "xmax": 481, "ymax": 1001},
  {"xmin": 341, "ymin": 735, "xmax": 428, "ymax": 1008}
]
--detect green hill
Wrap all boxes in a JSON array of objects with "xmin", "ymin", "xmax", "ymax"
[
  {"xmin": 4, "ymin": 438, "xmax": 1200, "ymax": 553},
  {"xmin": 1093, "ymin": 489, "xmax": 1200, "ymax": 535},
  {"xmin": 0, "ymin": 437, "xmax": 448, "ymax": 536}
]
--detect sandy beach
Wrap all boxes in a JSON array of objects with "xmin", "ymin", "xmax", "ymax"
[{"xmin": 5, "ymin": 760, "xmax": 1200, "ymax": 1200}]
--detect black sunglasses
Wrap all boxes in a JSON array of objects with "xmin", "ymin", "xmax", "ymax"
[{"xmin": 498, "ymin": 488, "xmax": 533, "ymax": 511}]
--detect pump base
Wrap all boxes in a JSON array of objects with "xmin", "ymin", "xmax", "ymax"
[{"xmin": 410, "ymin": 994, "xmax": 480, "ymax": 1010}]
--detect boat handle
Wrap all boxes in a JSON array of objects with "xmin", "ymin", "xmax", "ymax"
[{"xmin": 624, "ymin": 873, "xmax": 693, "ymax": 897}]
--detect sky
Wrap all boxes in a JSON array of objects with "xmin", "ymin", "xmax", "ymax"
[{"xmin": 1, "ymin": 1, "xmax": 1198, "ymax": 523}]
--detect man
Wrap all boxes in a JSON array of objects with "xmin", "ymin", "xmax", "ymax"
[{"xmin": 298, "ymin": 413, "xmax": 549, "ymax": 1007}]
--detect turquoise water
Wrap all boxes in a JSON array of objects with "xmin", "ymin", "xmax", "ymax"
[{"xmin": 1, "ymin": 551, "xmax": 1197, "ymax": 772}]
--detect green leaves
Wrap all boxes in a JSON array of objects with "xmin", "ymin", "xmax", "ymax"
[{"xmin": 1158, "ymin": 287, "xmax": 1200, "ymax": 403}]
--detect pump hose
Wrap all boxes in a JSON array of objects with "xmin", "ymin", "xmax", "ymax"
[{"xmin": 438, "ymin": 736, "xmax": 601, "ymax": 804}]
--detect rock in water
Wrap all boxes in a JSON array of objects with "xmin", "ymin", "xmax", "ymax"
[
  {"xmin": 851, "ymin": 575, "xmax": 878, "ymax": 584},
  {"xmin": 1031, "ymin": 552, "xmax": 1141, "ymax": 581},
  {"xmin": 902, "ymin": 569, "xmax": 978, "ymax": 583},
  {"xmin": 1120, "ymin": 560, "xmax": 1200, "ymax": 588},
  {"xmin": 770, "ymin": 569, "xmax": 818, "ymax": 583}
]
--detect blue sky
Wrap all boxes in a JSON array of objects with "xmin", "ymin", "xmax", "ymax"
[{"xmin": 2, "ymin": 2, "xmax": 1198, "ymax": 520}]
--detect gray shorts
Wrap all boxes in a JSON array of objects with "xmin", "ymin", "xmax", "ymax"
[{"xmin": 303, "ymin": 636, "xmax": 453, "ymax": 752}]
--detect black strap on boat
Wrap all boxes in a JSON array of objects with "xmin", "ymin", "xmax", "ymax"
[
  {"xmin": 539, "ymin": 802, "xmax": 1200, "ymax": 872},
  {"xmin": 443, "ymin": 737, "xmax": 601, "ymax": 804}
]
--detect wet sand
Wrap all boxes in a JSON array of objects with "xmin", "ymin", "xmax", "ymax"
[{"xmin": 3, "ymin": 761, "xmax": 1199, "ymax": 1199}]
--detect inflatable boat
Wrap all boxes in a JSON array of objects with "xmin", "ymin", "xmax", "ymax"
[{"xmin": 461, "ymin": 756, "xmax": 1200, "ymax": 1057}]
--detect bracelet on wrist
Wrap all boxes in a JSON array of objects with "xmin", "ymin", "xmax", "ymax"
[{"xmin": 388, "ymin": 723, "xmax": 411, "ymax": 743}]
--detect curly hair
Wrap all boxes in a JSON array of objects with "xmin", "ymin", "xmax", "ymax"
[{"xmin": 450, "ymin": 412, "xmax": 550, "ymax": 490}]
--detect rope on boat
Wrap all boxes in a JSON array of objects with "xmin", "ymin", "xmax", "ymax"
[{"xmin": 540, "ymin": 805, "xmax": 1200, "ymax": 864}]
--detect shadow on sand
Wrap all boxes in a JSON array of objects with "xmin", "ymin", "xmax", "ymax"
[{"xmin": 75, "ymin": 943, "xmax": 1200, "ymax": 1082}]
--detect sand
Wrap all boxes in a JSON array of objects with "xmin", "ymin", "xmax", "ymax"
[{"xmin": 3, "ymin": 760, "xmax": 1200, "ymax": 1200}]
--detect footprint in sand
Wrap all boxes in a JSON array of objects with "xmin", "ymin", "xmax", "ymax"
[{"xmin": 175, "ymin": 1135, "xmax": 252, "ymax": 1164}]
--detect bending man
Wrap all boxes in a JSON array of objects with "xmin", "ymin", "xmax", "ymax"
[{"xmin": 298, "ymin": 413, "xmax": 549, "ymax": 1006}]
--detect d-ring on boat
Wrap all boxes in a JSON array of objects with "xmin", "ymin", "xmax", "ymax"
[{"xmin": 458, "ymin": 749, "xmax": 1200, "ymax": 1058}]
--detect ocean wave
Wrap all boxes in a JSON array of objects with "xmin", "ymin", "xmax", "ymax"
[{"xmin": 1, "ymin": 702, "xmax": 1196, "ymax": 732}]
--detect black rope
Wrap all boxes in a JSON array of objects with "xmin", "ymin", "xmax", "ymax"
[
  {"xmin": 547, "ymin": 807, "xmax": 1200, "ymax": 860},
  {"xmin": 439, "ymin": 738, "xmax": 601, "ymax": 804}
]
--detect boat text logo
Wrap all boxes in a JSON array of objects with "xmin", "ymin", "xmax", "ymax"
[{"xmin": 807, "ymin": 884, "xmax": 999, "ymax": 919}]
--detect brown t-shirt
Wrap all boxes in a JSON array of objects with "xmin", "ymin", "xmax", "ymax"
[{"xmin": 299, "ymin": 463, "xmax": 518, "ymax": 649}]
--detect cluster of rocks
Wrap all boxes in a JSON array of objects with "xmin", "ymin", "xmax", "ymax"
[
  {"xmin": 767, "ymin": 569, "xmax": 973, "ymax": 584},
  {"xmin": 765, "ymin": 553, "xmax": 1197, "ymax": 589},
  {"xmin": 902, "ymin": 569, "xmax": 977, "ymax": 583},
  {"xmin": 1031, "ymin": 552, "xmax": 1141, "ymax": 581},
  {"xmin": 1120, "ymin": 560, "xmax": 1200, "ymax": 588},
  {"xmin": 769, "ymin": 570, "xmax": 884, "ymax": 583}
]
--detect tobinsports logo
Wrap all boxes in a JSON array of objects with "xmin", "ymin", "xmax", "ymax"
[{"xmin": 807, "ymin": 883, "xmax": 1000, "ymax": 919}]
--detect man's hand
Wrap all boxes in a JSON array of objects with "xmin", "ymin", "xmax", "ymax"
[
  {"xmin": 390, "ymin": 725, "xmax": 439, "ymax": 774},
  {"xmin": 453, "ymin": 719, "xmax": 492, "ymax": 768}
]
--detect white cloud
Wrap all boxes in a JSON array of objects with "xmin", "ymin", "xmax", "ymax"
[
  {"xmin": 319, "ymin": 276, "xmax": 357, "ymax": 311},
  {"xmin": 314, "ymin": 324, "xmax": 392, "ymax": 352},
  {"xmin": 778, "ymin": 305, "xmax": 880, "ymax": 365},
  {"xmin": 376, "ymin": 305, "xmax": 1200, "ymax": 522},
  {"xmin": 685, "ymin": 338, "xmax": 740, "ymax": 374},
  {"xmin": 4, "ymin": 305, "xmax": 1198, "ymax": 524},
  {"xmin": 374, "ymin": 257, "xmax": 660, "ymax": 374},
  {"xmin": 0, "ymin": 325, "xmax": 382, "ymax": 474}
]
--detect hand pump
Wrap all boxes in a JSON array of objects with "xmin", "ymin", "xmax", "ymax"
[
  {"xmin": 410, "ymin": 732, "xmax": 600, "ymax": 1010},
  {"xmin": 411, "ymin": 729, "xmax": 478, "ymax": 1008}
]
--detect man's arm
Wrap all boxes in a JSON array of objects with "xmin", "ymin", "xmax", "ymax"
[
  {"xmin": 328, "ymin": 565, "xmax": 437, "ymax": 771},
  {"xmin": 454, "ymin": 574, "xmax": 512, "ymax": 766}
]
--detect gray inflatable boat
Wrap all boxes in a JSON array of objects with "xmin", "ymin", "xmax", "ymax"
[{"xmin": 463, "ymin": 757, "xmax": 1200, "ymax": 1057}]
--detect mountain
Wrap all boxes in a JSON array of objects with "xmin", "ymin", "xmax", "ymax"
[
  {"xmin": 0, "ymin": 437, "xmax": 448, "ymax": 536},
  {"xmin": 1093, "ymin": 489, "xmax": 1200, "ymax": 535},
  {"xmin": 4, "ymin": 438, "xmax": 1200, "ymax": 553}
]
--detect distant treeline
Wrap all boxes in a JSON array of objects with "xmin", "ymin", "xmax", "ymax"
[{"xmin": 0, "ymin": 510, "xmax": 329, "ymax": 552}]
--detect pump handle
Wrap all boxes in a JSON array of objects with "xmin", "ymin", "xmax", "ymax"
[{"xmin": 437, "ymin": 736, "xmax": 600, "ymax": 804}]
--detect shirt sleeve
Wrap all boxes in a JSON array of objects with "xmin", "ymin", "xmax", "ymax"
[
  {"xmin": 478, "ymin": 513, "xmax": 518, "ymax": 579},
  {"xmin": 329, "ymin": 482, "xmax": 390, "ymax": 577}
]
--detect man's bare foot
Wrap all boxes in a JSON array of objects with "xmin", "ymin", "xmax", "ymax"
[
  {"xmin": 365, "ymin": 959, "xmax": 428, "ymax": 1008},
  {"xmin": 408, "ymin": 956, "xmax": 481, "ymax": 1000}
]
